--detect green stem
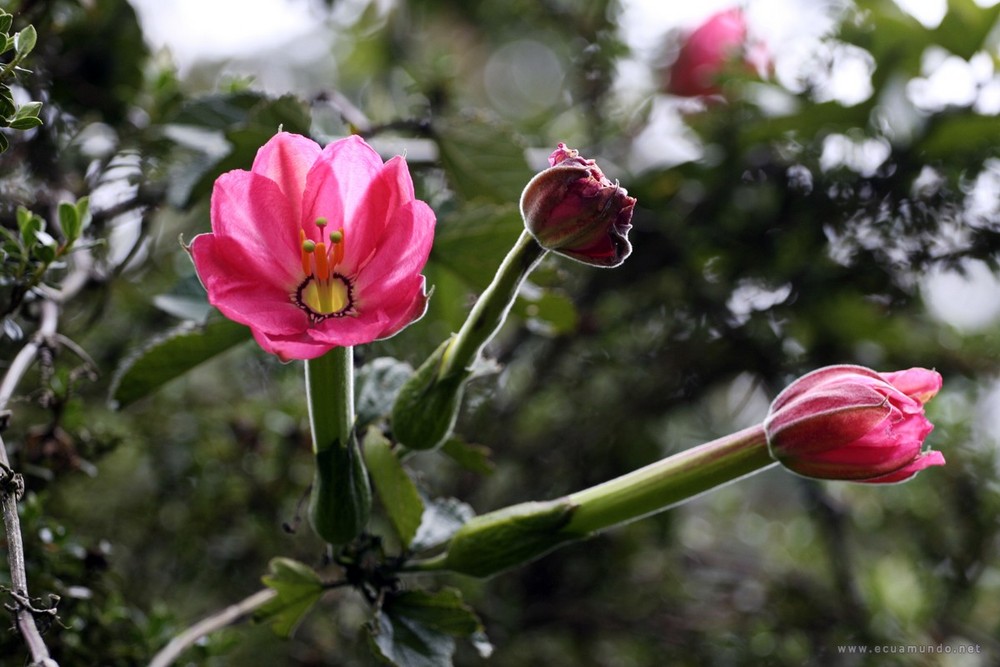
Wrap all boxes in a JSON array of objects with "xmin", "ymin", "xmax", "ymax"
[
  {"xmin": 440, "ymin": 229, "xmax": 546, "ymax": 377},
  {"xmin": 306, "ymin": 346, "xmax": 371, "ymax": 545},
  {"xmin": 413, "ymin": 424, "xmax": 776, "ymax": 578},
  {"xmin": 305, "ymin": 345, "xmax": 353, "ymax": 452},
  {"xmin": 564, "ymin": 424, "xmax": 773, "ymax": 535}
]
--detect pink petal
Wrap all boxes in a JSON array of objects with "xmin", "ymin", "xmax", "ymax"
[
  {"xmin": 859, "ymin": 450, "xmax": 947, "ymax": 484},
  {"xmin": 765, "ymin": 384, "xmax": 892, "ymax": 455},
  {"xmin": 353, "ymin": 199, "xmax": 435, "ymax": 298},
  {"xmin": 251, "ymin": 328, "xmax": 336, "ymax": 362},
  {"xmin": 300, "ymin": 136, "xmax": 385, "ymax": 239},
  {"xmin": 371, "ymin": 274, "xmax": 430, "ymax": 340},
  {"xmin": 769, "ymin": 365, "xmax": 884, "ymax": 413},
  {"xmin": 880, "ymin": 368, "xmax": 943, "ymax": 405},
  {"xmin": 339, "ymin": 157, "xmax": 418, "ymax": 276},
  {"xmin": 210, "ymin": 170, "xmax": 301, "ymax": 286},
  {"xmin": 190, "ymin": 233, "xmax": 307, "ymax": 335},
  {"xmin": 250, "ymin": 132, "xmax": 321, "ymax": 225},
  {"xmin": 308, "ymin": 311, "xmax": 393, "ymax": 348}
]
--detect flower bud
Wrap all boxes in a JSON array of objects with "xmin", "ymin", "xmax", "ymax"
[
  {"xmin": 665, "ymin": 8, "xmax": 769, "ymax": 98},
  {"xmin": 764, "ymin": 365, "xmax": 945, "ymax": 484},
  {"xmin": 391, "ymin": 338, "xmax": 471, "ymax": 451},
  {"xmin": 520, "ymin": 143, "xmax": 636, "ymax": 268}
]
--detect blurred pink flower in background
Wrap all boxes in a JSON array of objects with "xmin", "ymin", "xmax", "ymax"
[
  {"xmin": 190, "ymin": 133, "xmax": 435, "ymax": 361},
  {"xmin": 665, "ymin": 7, "xmax": 770, "ymax": 98}
]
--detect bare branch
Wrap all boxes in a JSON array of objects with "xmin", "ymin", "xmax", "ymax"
[
  {"xmin": 147, "ymin": 588, "xmax": 277, "ymax": 667},
  {"xmin": 0, "ymin": 257, "xmax": 92, "ymax": 667}
]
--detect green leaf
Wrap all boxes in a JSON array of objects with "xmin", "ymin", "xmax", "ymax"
[
  {"xmin": 109, "ymin": 317, "xmax": 252, "ymax": 408},
  {"xmin": 8, "ymin": 114, "xmax": 41, "ymax": 130},
  {"xmin": 367, "ymin": 608, "xmax": 455, "ymax": 667},
  {"xmin": 384, "ymin": 589, "xmax": 486, "ymax": 639},
  {"xmin": 14, "ymin": 24, "xmax": 35, "ymax": 57},
  {"xmin": 75, "ymin": 196, "xmax": 90, "ymax": 233},
  {"xmin": 0, "ymin": 13, "xmax": 13, "ymax": 36},
  {"xmin": 0, "ymin": 132, "xmax": 8, "ymax": 153},
  {"xmin": 254, "ymin": 558, "xmax": 325, "ymax": 638},
  {"xmin": 362, "ymin": 426, "xmax": 424, "ymax": 548},
  {"xmin": 367, "ymin": 589, "xmax": 491, "ymax": 667},
  {"xmin": 16, "ymin": 207, "xmax": 42, "ymax": 247},
  {"xmin": 440, "ymin": 437, "xmax": 494, "ymax": 475},
  {"xmin": 0, "ymin": 84, "xmax": 15, "ymax": 119},
  {"xmin": 58, "ymin": 201, "xmax": 81, "ymax": 244},
  {"xmin": 433, "ymin": 114, "xmax": 532, "ymax": 204},
  {"xmin": 355, "ymin": 357, "xmax": 414, "ymax": 429}
]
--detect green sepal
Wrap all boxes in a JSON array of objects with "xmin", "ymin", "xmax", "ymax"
[
  {"xmin": 308, "ymin": 433, "xmax": 372, "ymax": 546},
  {"xmin": 391, "ymin": 338, "xmax": 470, "ymax": 451},
  {"xmin": 439, "ymin": 498, "xmax": 579, "ymax": 578}
]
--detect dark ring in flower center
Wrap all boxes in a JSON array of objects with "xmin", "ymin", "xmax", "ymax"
[{"xmin": 294, "ymin": 273, "xmax": 355, "ymax": 322}]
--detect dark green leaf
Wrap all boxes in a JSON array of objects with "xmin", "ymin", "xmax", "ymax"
[
  {"xmin": 383, "ymin": 589, "xmax": 484, "ymax": 638},
  {"xmin": 367, "ymin": 608, "xmax": 455, "ymax": 667},
  {"xmin": 440, "ymin": 437, "xmax": 494, "ymax": 475},
  {"xmin": 0, "ymin": 84, "xmax": 14, "ymax": 118},
  {"xmin": 109, "ymin": 317, "xmax": 252, "ymax": 408},
  {"xmin": 433, "ymin": 115, "xmax": 532, "ymax": 204},
  {"xmin": 367, "ymin": 589, "xmax": 490, "ymax": 667},
  {"xmin": 0, "ymin": 131, "xmax": 7, "ymax": 153},
  {"xmin": 254, "ymin": 558, "xmax": 325, "ymax": 638},
  {"xmin": 0, "ymin": 13, "xmax": 13, "ymax": 35},
  {"xmin": 355, "ymin": 357, "xmax": 414, "ymax": 428},
  {"xmin": 362, "ymin": 426, "xmax": 424, "ymax": 548},
  {"xmin": 14, "ymin": 25, "xmax": 35, "ymax": 57}
]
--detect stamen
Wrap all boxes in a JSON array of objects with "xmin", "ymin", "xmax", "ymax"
[
  {"xmin": 331, "ymin": 227, "xmax": 345, "ymax": 267},
  {"xmin": 315, "ymin": 217, "xmax": 328, "ymax": 229},
  {"xmin": 300, "ymin": 230, "xmax": 312, "ymax": 275},
  {"xmin": 314, "ymin": 241, "xmax": 330, "ymax": 281}
]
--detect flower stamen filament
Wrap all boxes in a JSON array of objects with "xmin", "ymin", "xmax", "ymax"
[{"xmin": 296, "ymin": 224, "xmax": 353, "ymax": 320}]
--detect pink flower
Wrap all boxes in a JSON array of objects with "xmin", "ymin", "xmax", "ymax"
[
  {"xmin": 666, "ymin": 7, "xmax": 769, "ymax": 98},
  {"xmin": 189, "ymin": 132, "xmax": 435, "ymax": 361},
  {"xmin": 764, "ymin": 365, "xmax": 945, "ymax": 484},
  {"xmin": 519, "ymin": 143, "xmax": 636, "ymax": 268}
]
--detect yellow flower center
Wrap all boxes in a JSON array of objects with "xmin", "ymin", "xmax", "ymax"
[{"xmin": 295, "ymin": 219, "xmax": 353, "ymax": 321}]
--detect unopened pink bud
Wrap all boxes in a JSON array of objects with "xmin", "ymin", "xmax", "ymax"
[
  {"xmin": 764, "ymin": 365, "xmax": 945, "ymax": 484},
  {"xmin": 520, "ymin": 143, "xmax": 636, "ymax": 268}
]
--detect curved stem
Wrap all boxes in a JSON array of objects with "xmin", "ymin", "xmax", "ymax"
[
  {"xmin": 565, "ymin": 424, "xmax": 774, "ymax": 535},
  {"xmin": 440, "ymin": 230, "xmax": 545, "ymax": 377}
]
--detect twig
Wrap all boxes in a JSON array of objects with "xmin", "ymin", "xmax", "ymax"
[
  {"xmin": 0, "ymin": 454, "xmax": 58, "ymax": 667},
  {"xmin": 0, "ymin": 257, "xmax": 91, "ymax": 666},
  {"xmin": 147, "ymin": 588, "xmax": 277, "ymax": 667}
]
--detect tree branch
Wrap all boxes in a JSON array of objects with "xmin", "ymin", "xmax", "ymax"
[
  {"xmin": 0, "ymin": 256, "xmax": 91, "ymax": 667},
  {"xmin": 147, "ymin": 588, "xmax": 277, "ymax": 667}
]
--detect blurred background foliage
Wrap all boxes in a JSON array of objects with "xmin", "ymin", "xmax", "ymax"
[{"xmin": 1, "ymin": 0, "xmax": 1000, "ymax": 664}]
